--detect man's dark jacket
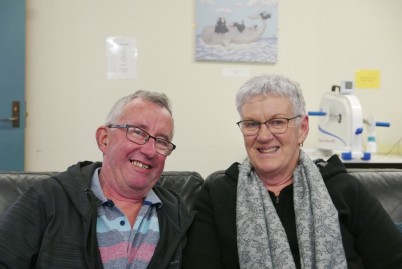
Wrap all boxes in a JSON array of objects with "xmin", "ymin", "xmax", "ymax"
[{"xmin": 0, "ymin": 161, "xmax": 195, "ymax": 268}]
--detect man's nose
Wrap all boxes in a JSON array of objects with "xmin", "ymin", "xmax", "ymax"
[{"xmin": 141, "ymin": 137, "xmax": 158, "ymax": 157}]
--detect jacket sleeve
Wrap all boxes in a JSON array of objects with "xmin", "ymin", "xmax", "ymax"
[
  {"xmin": 183, "ymin": 171, "xmax": 241, "ymax": 269},
  {"xmin": 182, "ymin": 181, "xmax": 225, "ymax": 269},
  {"xmin": 0, "ymin": 186, "xmax": 45, "ymax": 268}
]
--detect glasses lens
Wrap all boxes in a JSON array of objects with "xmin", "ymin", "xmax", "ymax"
[
  {"xmin": 238, "ymin": 121, "xmax": 260, "ymax": 135},
  {"xmin": 126, "ymin": 127, "xmax": 148, "ymax": 144},
  {"xmin": 267, "ymin": 118, "xmax": 287, "ymax": 134},
  {"xmin": 155, "ymin": 138, "xmax": 174, "ymax": 156}
]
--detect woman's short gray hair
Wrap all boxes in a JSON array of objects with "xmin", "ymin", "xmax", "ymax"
[
  {"xmin": 105, "ymin": 90, "xmax": 172, "ymax": 125},
  {"xmin": 236, "ymin": 74, "xmax": 306, "ymax": 117}
]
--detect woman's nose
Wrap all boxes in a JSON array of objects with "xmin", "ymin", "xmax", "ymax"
[{"xmin": 256, "ymin": 123, "xmax": 274, "ymax": 140}]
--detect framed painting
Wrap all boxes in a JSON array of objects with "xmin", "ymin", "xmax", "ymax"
[{"xmin": 195, "ymin": 0, "xmax": 278, "ymax": 63}]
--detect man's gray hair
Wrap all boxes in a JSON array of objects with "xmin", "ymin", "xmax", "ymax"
[{"xmin": 105, "ymin": 90, "xmax": 172, "ymax": 125}]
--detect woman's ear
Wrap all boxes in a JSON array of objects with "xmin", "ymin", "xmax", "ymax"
[
  {"xmin": 298, "ymin": 115, "xmax": 309, "ymax": 145},
  {"xmin": 96, "ymin": 125, "xmax": 109, "ymax": 153}
]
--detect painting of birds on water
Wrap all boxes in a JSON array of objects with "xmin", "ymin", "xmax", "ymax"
[{"xmin": 195, "ymin": 0, "xmax": 278, "ymax": 63}]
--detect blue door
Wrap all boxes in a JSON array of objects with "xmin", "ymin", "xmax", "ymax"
[{"xmin": 0, "ymin": 0, "xmax": 26, "ymax": 171}]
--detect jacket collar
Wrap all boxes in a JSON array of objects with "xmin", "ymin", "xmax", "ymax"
[
  {"xmin": 314, "ymin": 154, "xmax": 347, "ymax": 180},
  {"xmin": 52, "ymin": 161, "xmax": 102, "ymax": 219}
]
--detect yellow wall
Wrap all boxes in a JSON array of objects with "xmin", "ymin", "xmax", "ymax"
[{"xmin": 25, "ymin": 0, "xmax": 402, "ymax": 177}]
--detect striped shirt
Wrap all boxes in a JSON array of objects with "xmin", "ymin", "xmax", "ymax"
[{"xmin": 91, "ymin": 169, "xmax": 161, "ymax": 269}]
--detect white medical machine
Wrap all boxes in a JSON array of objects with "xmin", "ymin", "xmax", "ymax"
[{"xmin": 309, "ymin": 81, "xmax": 390, "ymax": 161}]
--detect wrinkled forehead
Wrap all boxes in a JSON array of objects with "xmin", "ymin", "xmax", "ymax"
[
  {"xmin": 240, "ymin": 94, "xmax": 293, "ymax": 114},
  {"xmin": 122, "ymin": 99, "xmax": 174, "ymax": 135}
]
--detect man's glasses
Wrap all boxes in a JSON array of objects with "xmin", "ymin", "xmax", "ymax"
[
  {"xmin": 107, "ymin": 124, "xmax": 176, "ymax": 156},
  {"xmin": 236, "ymin": 115, "xmax": 301, "ymax": 136}
]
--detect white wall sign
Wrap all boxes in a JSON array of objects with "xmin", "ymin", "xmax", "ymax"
[{"xmin": 106, "ymin": 36, "xmax": 137, "ymax": 80}]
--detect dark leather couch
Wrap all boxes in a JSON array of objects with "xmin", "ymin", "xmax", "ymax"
[
  {"xmin": 347, "ymin": 168, "xmax": 402, "ymax": 223},
  {"xmin": 0, "ymin": 170, "xmax": 205, "ymax": 216},
  {"xmin": 1, "ymin": 168, "xmax": 402, "ymax": 224}
]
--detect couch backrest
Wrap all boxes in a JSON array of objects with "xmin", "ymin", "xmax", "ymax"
[
  {"xmin": 348, "ymin": 168, "xmax": 402, "ymax": 223},
  {"xmin": 0, "ymin": 171, "xmax": 205, "ymax": 216},
  {"xmin": 158, "ymin": 171, "xmax": 205, "ymax": 210},
  {"xmin": 3, "ymin": 169, "xmax": 402, "ymax": 223}
]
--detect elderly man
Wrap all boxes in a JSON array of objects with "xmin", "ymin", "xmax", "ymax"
[{"xmin": 0, "ymin": 90, "xmax": 193, "ymax": 269}]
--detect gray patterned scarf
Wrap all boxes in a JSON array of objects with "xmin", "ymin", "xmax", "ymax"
[{"xmin": 236, "ymin": 150, "xmax": 347, "ymax": 268}]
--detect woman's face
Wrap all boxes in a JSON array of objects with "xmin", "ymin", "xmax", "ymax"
[{"xmin": 240, "ymin": 94, "xmax": 309, "ymax": 181}]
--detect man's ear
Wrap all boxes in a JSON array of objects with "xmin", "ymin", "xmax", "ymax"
[{"xmin": 96, "ymin": 125, "xmax": 109, "ymax": 153}]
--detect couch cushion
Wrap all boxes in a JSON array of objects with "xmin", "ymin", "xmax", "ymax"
[
  {"xmin": 0, "ymin": 172, "xmax": 57, "ymax": 214},
  {"xmin": 348, "ymin": 168, "xmax": 402, "ymax": 223}
]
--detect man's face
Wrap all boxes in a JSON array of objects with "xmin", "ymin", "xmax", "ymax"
[{"xmin": 99, "ymin": 98, "xmax": 174, "ymax": 199}]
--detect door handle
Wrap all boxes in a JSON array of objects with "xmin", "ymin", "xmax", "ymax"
[
  {"xmin": 0, "ymin": 101, "xmax": 20, "ymax": 127},
  {"xmin": 0, "ymin": 117, "xmax": 18, "ymax": 121}
]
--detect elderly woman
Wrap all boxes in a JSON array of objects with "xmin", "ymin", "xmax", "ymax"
[{"xmin": 183, "ymin": 74, "xmax": 402, "ymax": 269}]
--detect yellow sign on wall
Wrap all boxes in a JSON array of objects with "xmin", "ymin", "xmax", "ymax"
[{"xmin": 355, "ymin": 69, "xmax": 381, "ymax": 89}]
